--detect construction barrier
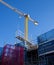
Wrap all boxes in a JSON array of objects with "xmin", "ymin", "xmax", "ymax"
[{"xmin": 2, "ymin": 44, "xmax": 24, "ymax": 65}]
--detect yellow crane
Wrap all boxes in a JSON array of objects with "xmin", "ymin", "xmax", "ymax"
[{"xmin": 0, "ymin": 0, "xmax": 38, "ymax": 47}]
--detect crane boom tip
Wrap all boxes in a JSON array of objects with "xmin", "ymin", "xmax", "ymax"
[{"xmin": 34, "ymin": 21, "xmax": 38, "ymax": 25}]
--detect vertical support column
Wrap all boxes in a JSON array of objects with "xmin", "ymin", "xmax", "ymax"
[{"xmin": 24, "ymin": 15, "xmax": 29, "ymax": 41}]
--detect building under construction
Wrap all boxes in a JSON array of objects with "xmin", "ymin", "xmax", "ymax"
[{"xmin": 0, "ymin": 29, "xmax": 54, "ymax": 65}]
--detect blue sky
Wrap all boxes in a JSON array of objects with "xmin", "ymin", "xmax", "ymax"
[{"xmin": 0, "ymin": 0, "xmax": 54, "ymax": 46}]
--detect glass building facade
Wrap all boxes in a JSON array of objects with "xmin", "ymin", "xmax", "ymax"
[{"xmin": 37, "ymin": 29, "xmax": 54, "ymax": 65}]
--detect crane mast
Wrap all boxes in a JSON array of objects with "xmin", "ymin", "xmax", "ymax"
[{"xmin": 0, "ymin": 0, "xmax": 38, "ymax": 43}]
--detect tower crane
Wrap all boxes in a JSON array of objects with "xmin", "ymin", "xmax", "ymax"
[{"xmin": 0, "ymin": 0, "xmax": 38, "ymax": 49}]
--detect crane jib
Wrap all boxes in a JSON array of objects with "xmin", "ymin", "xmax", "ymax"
[
  {"xmin": 0, "ymin": 0, "xmax": 38, "ymax": 24},
  {"xmin": 0, "ymin": 0, "xmax": 25, "ymax": 16}
]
